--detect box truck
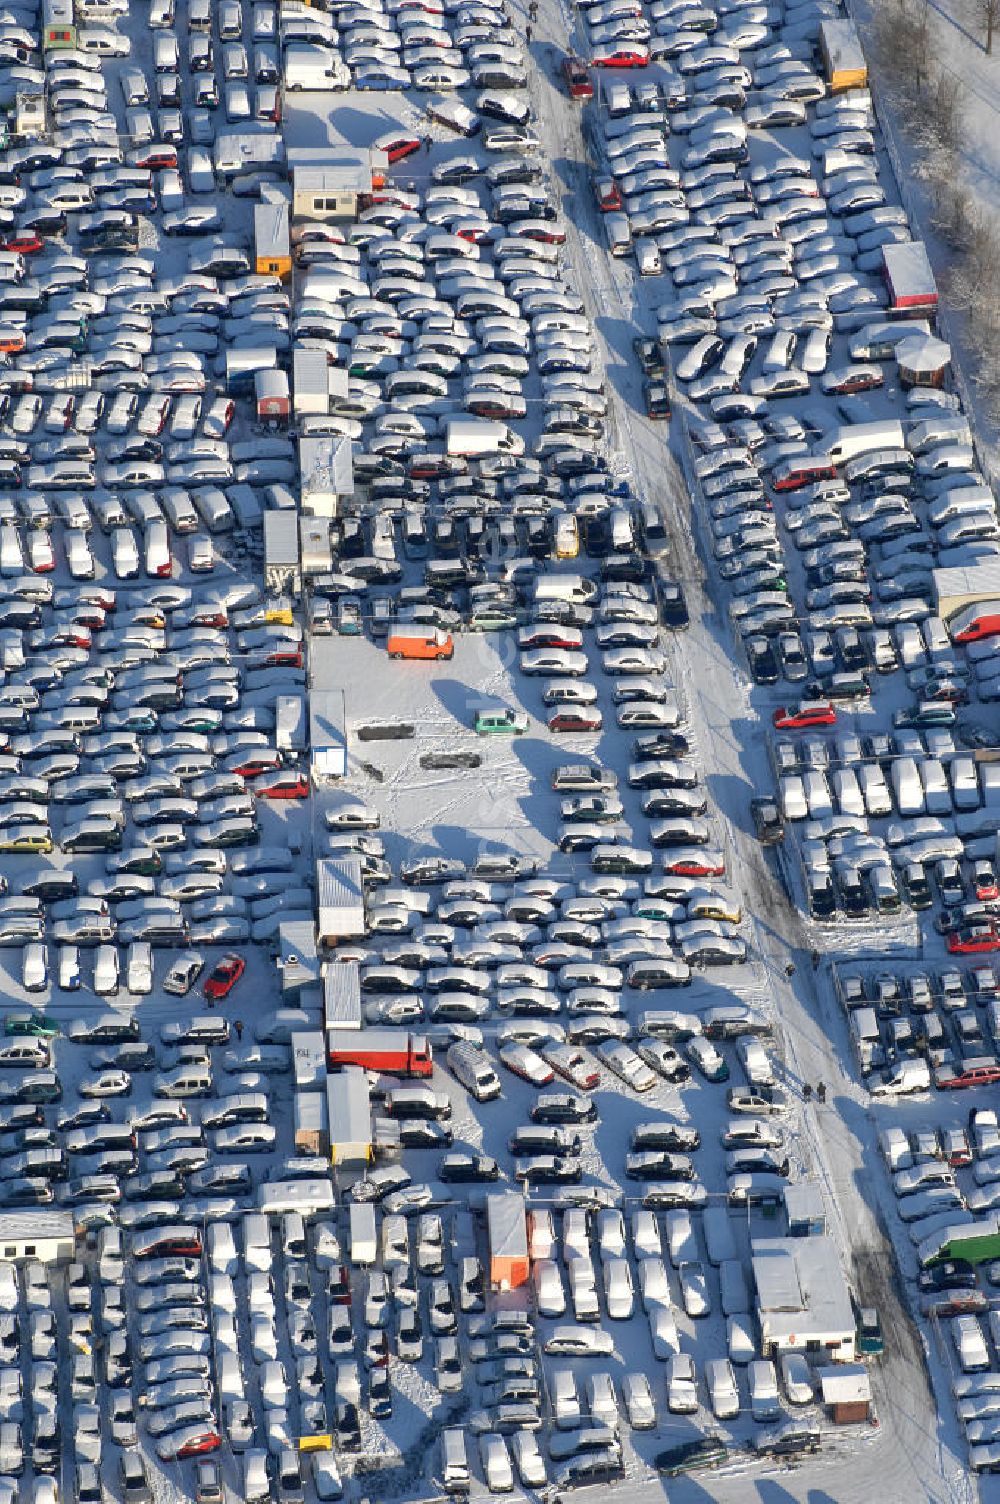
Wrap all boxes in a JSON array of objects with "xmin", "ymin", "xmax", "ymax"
[{"xmin": 326, "ymin": 1027, "xmax": 433, "ymax": 1078}]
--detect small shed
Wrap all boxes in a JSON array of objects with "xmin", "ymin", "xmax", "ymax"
[
  {"xmin": 263, "ymin": 510, "xmax": 300, "ymax": 594},
  {"xmin": 882, "ymin": 240, "xmax": 938, "ymax": 316},
  {"xmin": 324, "ymin": 961, "xmax": 362, "ymax": 1029},
  {"xmin": 294, "ymin": 347, "xmax": 332, "ymax": 418},
  {"xmin": 292, "ymin": 158, "xmax": 374, "ymax": 221},
  {"xmin": 310, "ymin": 693, "xmax": 348, "ymax": 783},
  {"xmin": 818, "ymin": 1364, "xmax": 872, "ymax": 1423},
  {"xmin": 277, "ymin": 920, "xmax": 320, "ymax": 996},
  {"xmin": 784, "ymin": 1183, "xmax": 826, "ymax": 1238},
  {"xmin": 299, "ymin": 515, "xmax": 333, "ymax": 576},
  {"xmin": 294, "ymin": 1091, "xmax": 328, "ymax": 1156},
  {"xmin": 487, "ymin": 1192, "xmax": 529, "ymax": 1291},
  {"xmin": 254, "ymin": 200, "xmax": 291, "ymax": 281},
  {"xmin": 327, "ymin": 1065, "xmax": 372, "ymax": 1166},
  {"xmin": 896, "ymin": 332, "xmax": 951, "ymax": 389},
  {"xmin": 317, "ymin": 857, "xmax": 366, "ymax": 945},
  {"xmin": 0, "ymin": 1211, "xmax": 74, "ymax": 1265},
  {"xmin": 292, "ymin": 1030, "xmax": 327, "ymax": 1091},
  {"xmin": 14, "ymin": 91, "xmax": 45, "ymax": 140},
  {"xmin": 255, "ymin": 368, "xmax": 290, "ymax": 427},
  {"xmin": 934, "ymin": 558, "xmax": 1000, "ymax": 621},
  {"xmin": 819, "ymin": 18, "xmax": 867, "ymax": 92},
  {"xmin": 300, "ymin": 434, "xmax": 354, "ymax": 516}
]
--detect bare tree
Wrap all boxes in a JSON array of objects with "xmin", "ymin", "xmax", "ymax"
[{"xmin": 978, "ymin": 0, "xmax": 1000, "ymax": 52}]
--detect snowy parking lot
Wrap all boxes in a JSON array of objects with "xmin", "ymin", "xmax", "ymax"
[{"xmin": 0, "ymin": 0, "xmax": 993, "ymax": 1496}]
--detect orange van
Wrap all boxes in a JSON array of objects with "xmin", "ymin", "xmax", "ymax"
[{"xmin": 387, "ymin": 627, "xmax": 454, "ymax": 661}]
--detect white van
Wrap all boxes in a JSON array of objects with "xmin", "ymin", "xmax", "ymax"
[
  {"xmin": 446, "ymin": 1041, "xmax": 501, "ymax": 1101},
  {"xmin": 242, "ymin": 1213, "xmax": 271, "ymax": 1274},
  {"xmin": 533, "ymin": 573, "xmax": 598, "ymax": 606},
  {"xmin": 706, "ymin": 1357, "xmax": 740, "ymax": 1419},
  {"xmin": 208, "ymin": 1222, "xmax": 238, "ymax": 1276},
  {"xmin": 954, "ymin": 1315, "xmax": 990, "ymax": 1372},
  {"xmin": 98, "ymin": 1227, "xmax": 124, "ymax": 1283},
  {"xmin": 127, "ymin": 941, "xmax": 152, "ymax": 994},
  {"xmin": 154, "ymin": 33, "xmax": 178, "ymax": 70},
  {"xmin": 144, "ymin": 520, "xmax": 172, "ymax": 579},
  {"xmin": 243, "ymin": 1450, "xmax": 271, "ymax": 1504},
  {"xmin": 110, "ymin": 527, "xmax": 140, "ymax": 580},
  {"xmin": 441, "ymin": 1428, "xmax": 470, "ymax": 1495},
  {"xmin": 635, "ymin": 236, "xmax": 661, "ymax": 275},
  {"xmin": 479, "ymin": 1432, "xmax": 513, "ymax": 1493},
  {"xmin": 605, "ymin": 212, "xmax": 632, "ymax": 257},
  {"xmin": 749, "ymin": 1358, "xmax": 781, "ymax": 1420},
  {"xmin": 94, "ymin": 944, "xmax": 119, "ymax": 995},
  {"xmin": 552, "ymin": 1369, "xmax": 581, "ymax": 1429},
  {"xmin": 22, "ymin": 942, "xmax": 46, "ymax": 992},
  {"xmin": 66, "ymin": 529, "xmax": 95, "ymax": 580}
]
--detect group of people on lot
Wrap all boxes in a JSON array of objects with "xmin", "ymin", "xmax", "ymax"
[{"xmin": 803, "ymin": 1083, "xmax": 827, "ymax": 1103}]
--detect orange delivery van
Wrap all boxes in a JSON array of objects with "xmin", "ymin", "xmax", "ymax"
[{"xmin": 387, "ymin": 627, "xmax": 454, "ymax": 661}]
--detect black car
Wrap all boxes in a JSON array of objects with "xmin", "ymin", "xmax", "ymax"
[
  {"xmin": 657, "ymin": 579, "xmax": 689, "ymax": 628},
  {"xmin": 750, "ymin": 797, "xmax": 784, "ymax": 845},
  {"xmin": 634, "ymin": 336, "xmax": 664, "ymax": 376},
  {"xmin": 752, "ymin": 1426, "xmax": 821, "ymax": 1459},
  {"xmin": 335, "ymin": 1401, "xmax": 361, "ymax": 1451},
  {"xmin": 515, "ymin": 1156, "xmax": 582, "ymax": 1184},
  {"xmin": 368, "ymin": 1367, "xmax": 392, "ymax": 1419},
  {"xmin": 633, "ymin": 731, "xmax": 691, "ymax": 759},
  {"xmin": 398, "ymin": 1120, "xmax": 453, "ymax": 1149},
  {"xmin": 807, "ymin": 872, "xmax": 836, "ymax": 920},
  {"xmin": 437, "ymin": 1153, "xmax": 500, "ymax": 1183},
  {"xmin": 530, "ymin": 1092, "xmax": 597, "ymax": 1124},
  {"xmin": 654, "ymin": 1435, "xmax": 728, "ymax": 1477},
  {"xmin": 917, "ymin": 1259, "xmax": 976, "ymax": 1293},
  {"xmin": 746, "ymin": 634, "xmax": 779, "ymax": 684}
]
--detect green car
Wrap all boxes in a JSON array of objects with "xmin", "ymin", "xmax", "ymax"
[
  {"xmin": 855, "ymin": 1303, "xmax": 884, "ymax": 1357},
  {"xmin": 4, "ymin": 1013, "xmax": 60, "ymax": 1039},
  {"xmin": 474, "ymin": 708, "xmax": 528, "ymax": 735},
  {"xmin": 654, "ymin": 1435, "xmax": 728, "ymax": 1477}
]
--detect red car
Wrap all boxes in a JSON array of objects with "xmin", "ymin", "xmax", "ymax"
[
  {"xmin": 549, "ymin": 709, "xmax": 603, "ymax": 732},
  {"xmin": 561, "ymin": 54, "xmax": 594, "ymax": 99},
  {"xmin": 254, "ymin": 771, "xmax": 309, "ymax": 800},
  {"xmin": 591, "ymin": 46, "xmax": 648, "ymax": 66},
  {"xmin": 0, "ymin": 233, "xmax": 42, "ymax": 254},
  {"xmin": 128, "ymin": 143, "xmax": 178, "ymax": 171},
  {"xmin": 229, "ymin": 752, "xmax": 282, "ymax": 779},
  {"xmin": 594, "ymin": 175, "xmax": 622, "ymax": 212},
  {"xmin": 772, "ymin": 700, "xmax": 837, "ymax": 730},
  {"xmin": 203, "ymin": 953, "xmax": 246, "ymax": 1001},
  {"xmin": 520, "ymin": 627, "xmax": 581, "ymax": 650},
  {"xmin": 373, "ymin": 132, "xmax": 422, "ymax": 164},
  {"xmin": 662, "ymin": 848, "xmax": 726, "ymax": 878},
  {"xmin": 947, "ymin": 925, "xmax": 1000, "ymax": 955}
]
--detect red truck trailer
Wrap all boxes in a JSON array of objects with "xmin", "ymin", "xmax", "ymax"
[{"xmin": 326, "ymin": 1028, "xmax": 433, "ymax": 1078}]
